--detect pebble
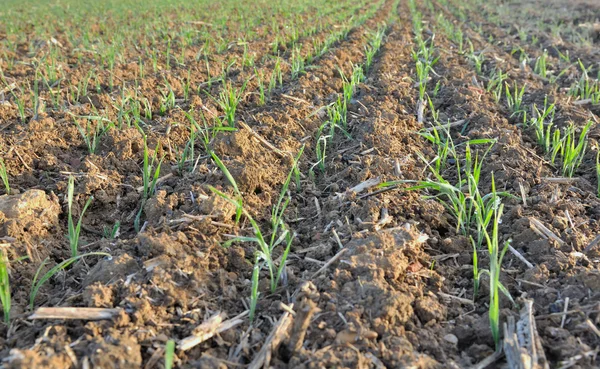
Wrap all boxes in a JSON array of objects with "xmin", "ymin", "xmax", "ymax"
[{"xmin": 443, "ymin": 333, "xmax": 458, "ymax": 345}]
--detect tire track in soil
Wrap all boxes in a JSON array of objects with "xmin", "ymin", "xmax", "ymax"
[{"xmin": 414, "ymin": 1, "xmax": 600, "ymax": 366}]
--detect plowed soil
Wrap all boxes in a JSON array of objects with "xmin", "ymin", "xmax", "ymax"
[{"xmin": 0, "ymin": 0, "xmax": 599, "ymax": 368}]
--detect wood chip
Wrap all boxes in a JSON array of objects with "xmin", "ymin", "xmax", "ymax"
[
  {"xmin": 248, "ymin": 309, "xmax": 293, "ymax": 369},
  {"xmin": 503, "ymin": 299, "xmax": 549, "ymax": 369},
  {"xmin": 349, "ymin": 177, "xmax": 381, "ymax": 194},
  {"xmin": 584, "ymin": 234, "xmax": 600, "ymax": 253},
  {"xmin": 438, "ymin": 292, "xmax": 474, "ymax": 306},
  {"xmin": 178, "ymin": 311, "xmax": 247, "ymax": 351},
  {"xmin": 29, "ymin": 307, "xmax": 123, "ymax": 320},
  {"xmin": 424, "ymin": 119, "xmax": 467, "ymax": 132},
  {"xmin": 285, "ymin": 282, "xmax": 319, "ymax": 356},
  {"xmin": 239, "ymin": 121, "xmax": 288, "ymax": 158},
  {"xmin": 529, "ymin": 217, "xmax": 565, "ymax": 245},
  {"xmin": 311, "ymin": 248, "xmax": 347, "ymax": 279},
  {"xmin": 136, "ymin": 173, "xmax": 173, "ymax": 192},
  {"xmin": 508, "ymin": 245, "xmax": 534, "ymax": 269}
]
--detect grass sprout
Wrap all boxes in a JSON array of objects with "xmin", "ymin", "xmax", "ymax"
[
  {"xmin": 134, "ymin": 131, "xmax": 163, "ymax": 232},
  {"xmin": 210, "ymin": 151, "xmax": 243, "ymax": 224},
  {"xmin": 0, "ymin": 250, "xmax": 10, "ymax": 323},
  {"xmin": 0, "ymin": 158, "xmax": 9, "ymax": 195},
  {"xmin": 30, "ymin": 252, "xmax": 110, "ymax": 310},
  {"xmin": 73, "ymin": 115, "xmax": 114, "ymax": 154},
  {"xmin": 67, "ymin": 176, "xmax": 93, "ymax": 257},
  {"xmin": 215, "ymin": 81, "xmax": 247, "ymax": 127},
  {"xmin": 557, "ymin": 122, "xmax": 593, "ymax": 177},
  {"xmin": 596, "ymin": 150, "xmax": 600, "ymax": 198},
  {"xmin": 505, "ymin": 82, "xmax": 526, "ymax": 116},
  {"xmin": 165, "ymin": 340, "xmax": 175, "ymax": 369},
  {"xmin": 471, "ymin": 174, "xmax": 513, "ymax": 349},
  {"xmin": 534, "ymin": 49, "xmax": 549, "ymax": 78},
  {"xmin": 209, "ymin": 146, "xmax": 304, "ymax": 320}
]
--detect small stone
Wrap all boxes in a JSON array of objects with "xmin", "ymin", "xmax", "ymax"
[{"xmin": 443, "ymin": 333, "xmax": 458, "ymax": 345}]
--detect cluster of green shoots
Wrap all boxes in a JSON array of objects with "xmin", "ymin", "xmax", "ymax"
[
  {"xmin": 486, "ymin": 69, "xmax": 508, "ymax": 103},
  {"xmin": 409, "ymin": 2, "xmax": 439, "ymax": 105},
  {"xmin": 436, "ymin": 14, "xmax": 464, "ymax": 53},
  {"xmin": 0, "ymin": 158, "xmax": 10, "ymax": 195},
  {"xmin": 213, "ymin": 81, "xmax": 247, "ymax": 127},
  {"xmin": 67, "ymin": 176, "xmax": 94, "ymax": 257},
  {"xmin": 466, "ymin": 41, "xmax": 486, "ymax": 75},
  {"xmin": 380, "ymin": 111, "xmax": 515, "ymax": 347},
  {"xmin": 134, "ymin": 127, "xmax": 164, "ymax": 232},
  {"xmin": 568, "ymin": 61, "xmax": 600, "ymax": 104},
  {"xmin": 533, "ymin": 49, "xmax": 549, "ymax": 79},
  {"xmin": 73, "ymin": 115, "xmax": 114, "ymax": 154},
  {"xmin": 529, "ymin": 99, "xmax": 592, "ymax": 177},
  {"xmin": 0, "ymin": 175, "xmax": 110, "ymax": 324},
  {"xmin": 314, "ymin": 25, "xmax": 386, "ymax": 173},
  {"xmin": 209, "ymin": 147, "xmax": 303, "ymax": 321},
  {"xmin": 504, "ymin": 82, "xmax": 526, "ymax": 117}
]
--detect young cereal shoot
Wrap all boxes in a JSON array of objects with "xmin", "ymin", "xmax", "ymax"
[
  {"xmin": 0, "ymin": 158, "xmax": 9, "ymax": 195},
  {"xmin": 215, "ymin": 81, "xmax": 247, "ymax": 127},
  {"xmin": 505, "ymin": 82, "xmax": 526, "ymax": 116},
  {"xmin": 73, "ymin": 115, "xmax": 114, "ymax": 154},
  {"xmin": 0, "ymin": 250, "xmax": 10, "ymax": 323},
  {"xmin": 135, "ymin": 132, "xmax": 163, "ymax": 232},
  {"xmin": 210, "ymin": 151, "xmax": 243, "ymax": 224},
  {"xmin": 534, "ymin": 49, "xmax": 549, "ymax": 78},
  {"xmin": 472, "ymin": 174, "xmax": 513, "ymax": 349},
  {"xmin": 165, "ymin": 340, "xmax": 175, "ymax": 369},
  {"xmin": 558, "ymin": 121, "xmax": 593, "ymax": 177},
  {"xmin": 209, "ymin": 147, "xmax": 304, "ymax": 321},
  {"xmin": 30, "ymin": 252, "xmax": 110, "ymax": 310},
  {"xmin": 596, "ymin": 149, "xmax": 600, "ymax": 198},
  {"xmin": 67, "ymin": 176, "xmax": 93, "ymax": 258}
]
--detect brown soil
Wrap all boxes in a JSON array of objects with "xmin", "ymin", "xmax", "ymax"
[{"xmin": 1, "ymin": 0, "xmax": 599, "ymax": 368}]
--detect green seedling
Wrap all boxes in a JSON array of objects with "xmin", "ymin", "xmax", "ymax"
[
  {"xmin": 209, "ymin": 147, "xmax": 303, "ymax": 321},
  {"xmin": 534, "ymin": 49, "xmax": 549, "ymax": 78},
  {"xmin": 135, "ymin": 132, "xmax": 163, "ymax": 232},
  {"xmin": 558, "ymin": 122, "xmax": 592, "ymax": 177},
  {"xmin": 30, "ymin": 252, "xmax": 110, "ymax": 310},
  {"xmin": 471, "ymin": 174, "xmax": 514, "ymax": 349},
  {"xmin": 214, "ymin": 81, "xmax": 247, "ymax": 127},
  {"xmin": 73, "ymin": 116, "xmax": 113, "ymax": 154},
  {"xmin": 0, "ymin": 158, "xmax": 9, "ymax": 195},
  {"xmin": 0, "ymin": 250, "xmax": 10, "ymax": 323},
  {"xmin": 568, "ymin": 61, "xmax": 600, "ymax": 103},
  {"xmin": 165, "ymin": 340, "xmax": 175, "ymax": 369},
  {"xmin": 67, "ymin": 176, "xmax": 93, "ymax": 257},
  {"xmin": 210, "ymin": 151, "xmax": 243, "ymax": 224},
  {"xmin": 529, "ymin": 96, "xmax": 555, "ymax": 131},
  {"xmin": 486, "ymin": 69, "xmax": 507, "ymax": 103},
  {"xmin": 249, "ymin": 255, "xmax": 260, "ymax": 321},
  {"xmin": 597, "ymin": 150, "xmax": 600, "ymax": 198},
  {"xmin": 365, "ymin": 26, "xmax": 386, "ymax": 71},
  {"xmin": 103, "ymin": 221, "xmax": 120, "ymax": 239},
  {"xmin": 467, "ymin": 46, "xmax": 485, "ymax": 75},
  {"xmin": 255, "ymin": 68, "xmax": 266, "ymax": 106},
  {"xmin": 290, "ymin": 47, "xmax": 305, "ymax": 79},
  {"xmin": 505, "ymin": 82, "xmax": 526, "ymax": 116}
]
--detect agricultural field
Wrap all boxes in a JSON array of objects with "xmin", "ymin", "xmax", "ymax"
[{"xmin": 0, "ymin": 0, "xmax": 599, "ymax": 367}]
